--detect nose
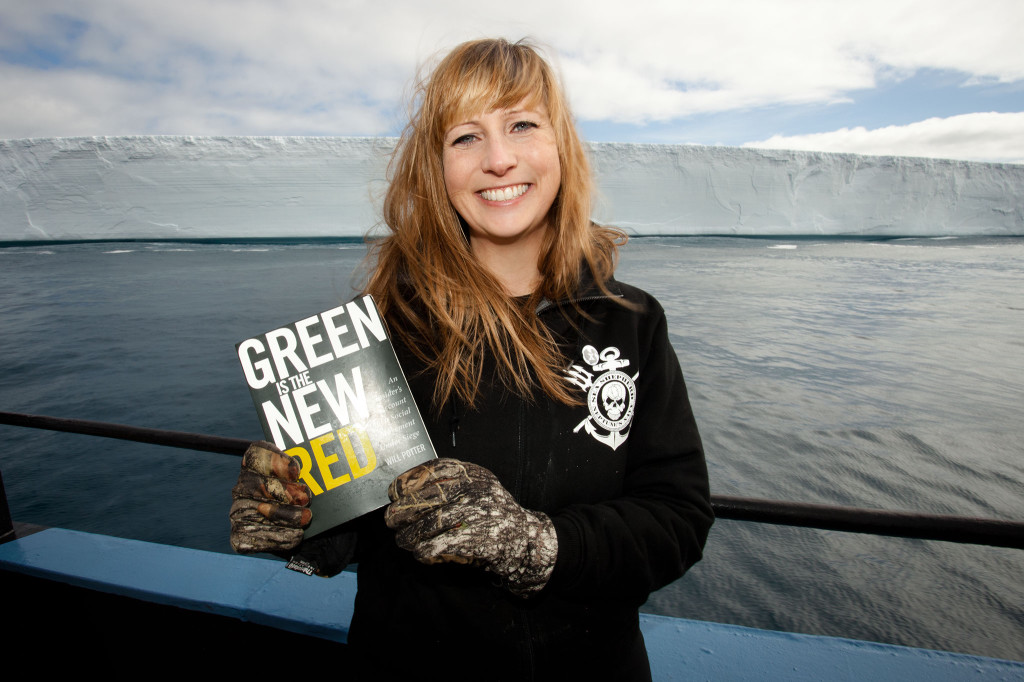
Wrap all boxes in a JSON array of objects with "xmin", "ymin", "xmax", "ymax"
[{"xmin": 481, "ymin": 135, "xmax": 516, "ymax": 175}]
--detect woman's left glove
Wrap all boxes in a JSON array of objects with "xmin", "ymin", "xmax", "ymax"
[{"xmin": 385, "ymin": 458, "xmax": 558, "ymax": 597}]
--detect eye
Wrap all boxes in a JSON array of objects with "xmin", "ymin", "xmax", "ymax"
[
  {"xmin": 450, "ymin": 133, "xmax": 476, "ymax": 147},
  {"xmin": 511, "ymin": 120, "xmax": 538, "ymax": 133}
]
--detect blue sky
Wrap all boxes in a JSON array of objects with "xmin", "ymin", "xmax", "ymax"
[{"xmin": 2, "ymin": 1, "xmax": 1022, "ymax": 163}]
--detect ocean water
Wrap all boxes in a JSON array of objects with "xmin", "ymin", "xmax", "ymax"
[{"xmin": 1, "ymin": 236, "xmax": 1022, "ymax": 661}]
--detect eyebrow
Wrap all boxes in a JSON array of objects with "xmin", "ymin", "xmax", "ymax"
[{"xmin": 447, "ymin": 108, "xmax": 540, "ymax": 132}]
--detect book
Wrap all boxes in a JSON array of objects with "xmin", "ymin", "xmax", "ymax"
[{"xmin": 236, "ymin": 294, "xmax": 436, "ymax": 538}]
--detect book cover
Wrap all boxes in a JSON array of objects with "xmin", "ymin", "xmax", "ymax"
[{"xmin": 236, "ymin": 294, "xmax": 436, "ymax": 538}]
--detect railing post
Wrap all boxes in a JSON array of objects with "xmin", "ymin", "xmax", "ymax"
[{"xmin": 0, "ymin": 469, "xmax": 14, "ymax": 544}]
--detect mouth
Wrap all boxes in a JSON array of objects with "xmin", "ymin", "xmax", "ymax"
[{"xmin": 478, "ymin": 183, "xmax": 530, "ymax": 202}]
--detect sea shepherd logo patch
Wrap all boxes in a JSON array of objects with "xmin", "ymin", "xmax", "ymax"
[{"xmin": 565, "ymin": 345, "xmax": 638, "ymax": 451}]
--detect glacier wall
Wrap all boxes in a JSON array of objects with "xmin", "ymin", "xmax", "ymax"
[
  {"xmin": 589, "ymin": 144, "xmax": 1023, "ymax": 237},
  {"xmin": 1, "ymin": 136, "xmax": 1022, "ymax": 242}
]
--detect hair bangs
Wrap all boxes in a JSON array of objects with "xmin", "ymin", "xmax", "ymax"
[{"xmin": 436, "ymin": 41, "xmax": 550, "ymax": 136}]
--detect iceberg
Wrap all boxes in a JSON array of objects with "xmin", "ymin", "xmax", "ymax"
[{"xmin": 1, "ymin": 136, "xmax": 1021, "ymax": 241}]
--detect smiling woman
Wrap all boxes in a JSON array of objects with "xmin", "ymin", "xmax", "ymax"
[
  {"xmin": 370, "ymin": 38, "xmax": 621, "ymax": 407},
  {"xmin": 228, "ymin": 38, "xmax": 713, "ymax": 681}
]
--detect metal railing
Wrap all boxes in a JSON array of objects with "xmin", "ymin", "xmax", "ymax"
[{"xmin": 2, "ymin": 409, "xmax": 1022, "ymax": 550}]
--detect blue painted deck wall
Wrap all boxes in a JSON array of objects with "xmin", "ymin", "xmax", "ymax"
[{"xmin": 2, "ymin": 528, "xmax": 1021, "ymax": 681}]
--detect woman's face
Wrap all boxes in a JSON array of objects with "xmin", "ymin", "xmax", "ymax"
[{"xmin": 442, "ymin": 100, "xmax": 561, "ymax": 253}]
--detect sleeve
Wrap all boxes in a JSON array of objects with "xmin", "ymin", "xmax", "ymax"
[
  {"xmin": 545, "ymin": 299, "xmax": 714, "ymax": 604},
  {"xmin": 285, "ymin": 515, "xmax": 365, "ymax": 577}
]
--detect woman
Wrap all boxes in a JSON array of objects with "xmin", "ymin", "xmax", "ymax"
[{"xmin": 231, "ymin": 38, "xmax": 713, "ymax": 680}]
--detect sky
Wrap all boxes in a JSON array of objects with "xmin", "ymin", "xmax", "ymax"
[{"xmin": 1, "ymin": 1, "xmax": 1022, "ymax": 163}]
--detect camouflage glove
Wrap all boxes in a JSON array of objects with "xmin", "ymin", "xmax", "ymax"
[
  {"xmin": 385, "ymin": 458, "xmax": 558, "ymax": 597},
  {"xmin": 230, "ymin": 441, "xmax": 312, "ymax": 553}
]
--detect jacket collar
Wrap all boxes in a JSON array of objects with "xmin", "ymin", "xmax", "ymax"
[{"xmin": 535, "ymin": 261, "xmax": 623, "ymax": 315}]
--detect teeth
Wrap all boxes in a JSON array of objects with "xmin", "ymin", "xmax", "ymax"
[{"xmin": 481, "ymin": 184, "xmax": 528, "ymax": 201}]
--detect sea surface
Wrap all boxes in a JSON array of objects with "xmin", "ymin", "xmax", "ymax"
[{"xmin": 1, "ymin": 236, "xmax": 1022, "ymax": 661}]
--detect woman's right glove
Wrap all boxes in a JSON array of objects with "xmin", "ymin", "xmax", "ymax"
[{"xmin": 229, "ymin": 441, "xmax": 312, "ymax": 553}]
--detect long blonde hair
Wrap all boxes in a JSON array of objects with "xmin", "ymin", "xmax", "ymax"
[{"xmin": 366, "ymin": 38, "xmax": 625, "ymax": 410}]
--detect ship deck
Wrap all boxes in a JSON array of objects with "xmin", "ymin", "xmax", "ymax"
[{"xmin": 2, "ymin": 526, "xmax": 1021, "ymax": 679}]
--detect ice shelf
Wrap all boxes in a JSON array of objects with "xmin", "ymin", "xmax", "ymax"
[{"xmin": 1, "ymin": 136, "xmax": 1021, "ymax": 241}]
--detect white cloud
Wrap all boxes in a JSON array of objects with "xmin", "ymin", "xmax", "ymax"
[
  {"xmin": 540, "ymin": 0, "xmax": 1024, "ymax": 122},
  {"xmin": 742, "ymin": 112, "xmax": 1024, "ymax": 164},
  {"xmin": 1, "ymin": 0, "xmax": 1022, "ymax": 147}
]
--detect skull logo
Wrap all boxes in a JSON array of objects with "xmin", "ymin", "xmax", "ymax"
[{"xmin": 601, "ymin": 380, "xmax": 627, "ymax": 420}]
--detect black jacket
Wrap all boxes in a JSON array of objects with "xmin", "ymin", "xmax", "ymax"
[{"xmin": 344, "ymin": 275, "xmax": 713, "ymax": 681}]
